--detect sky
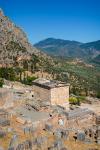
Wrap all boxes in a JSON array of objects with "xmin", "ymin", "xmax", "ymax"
[{"xmin": 0, "ymin": 0, "xmax": 100, "ymax": 44}]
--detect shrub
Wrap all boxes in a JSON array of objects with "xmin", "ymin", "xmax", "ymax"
[
  {"xmin": 0, "ymin": 78, "xmax": 4, "ymax": 88},
  {"xmin": 77, "ymin": 96, "xmax": 86, "ymax": 102},
  {"xmin": 69, "ymin": 97, "xmax": 79, "ymax": 105},
  {"xmin": 96, "ymin": 92, "xmax": 100, "ymax": 98},
  {"xmin": 23, "ymin": 76, "xmax": 37, "ymax": 85}
]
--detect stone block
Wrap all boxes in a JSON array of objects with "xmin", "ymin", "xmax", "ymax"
[
  {"xmin": 84, "ymin": 138, "xmax": 92, "ymax": 144},
  {"xmin": 53, "ymin": 139, "xmax": 64, "ymax": 150},
  {"xmin": 77, "ymin": 131, "xmax": 85, "ymax": 141},
  {"xmin": 35, "ymin": 136, "xmax": 48, "ymax": 149},
  {"xmin": 8, "ymin": 148, "xmax": 14, "ymax": 150},
  {"xmin": 53, "ymin": 129, "xmax": 62, "ymax": 139},
  {"xmin": 60, "ymin": 148, "xmax": 68, "ymax": 150},
  {"xmin": 97, "ymin": 137, "xmax": 100, "ymax": 144},
  {"xmin": 16, "ymin": 144, "xmax": 24, "ymax": 150},
  {"xmin": 61, "ymin": 130, "xmax": 69, "ymax": 140},
  {"xmin": 0, "ymin": 130, "xmax": 6, "ymax": 138},
  {"xmin": 45, "ymin": 123, "xmax": 53, "ymax": 131}
]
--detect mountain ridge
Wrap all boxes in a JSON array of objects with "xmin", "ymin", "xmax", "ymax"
[{"xmin": 34, "ymin": 38, "xmax": 100, "ymax": 60}]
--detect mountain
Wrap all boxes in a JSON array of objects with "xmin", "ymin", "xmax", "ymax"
[
  {"xmin": 34, "ymin": 38, "xmax": 100, "ymax": 60},
  {"xmin": 0, "ymin": 8, "xmax": 50, "ymax": 68},
  {"xmin": 80, "ymin": 40, "xmax": 100, "ymax": 50},
  {"xmin": 91, "ymin": 54, "xmax": 100, "ymax": 64}
]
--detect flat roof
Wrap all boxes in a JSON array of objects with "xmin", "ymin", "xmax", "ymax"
[{"xmin": 32, "ymin": 78, "xmax": 69, "ymax": 90}]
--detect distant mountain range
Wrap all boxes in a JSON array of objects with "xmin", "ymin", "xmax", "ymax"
[{"xmin": 34, "ymin": 38, "xmax": 100, "ymax": 61}]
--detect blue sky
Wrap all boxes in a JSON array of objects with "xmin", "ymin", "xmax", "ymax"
[{"xmin": 0, "ymin": 0, "xmax": 100, "ymax": 44}]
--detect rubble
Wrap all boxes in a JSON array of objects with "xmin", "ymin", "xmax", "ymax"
[
  {"xmin": 84, "ymin": 138, "xmax": 92, "ymax": 144},
  {"xmin": 35, "ymin": 136, "xmax": 48, "ymax": 149},
  {"xmin": 77, "ymin": 131, "xmax": 85, "ymax": 141},
  {"xmin": 53, "ymin": 129, "xmax": 69, "ymax": 140},
  {"xmin": 45, "ymin": 123, "xmax": 53, "ymax": 131},
  {"xmin": 0, "ymin": 130, "xmax": 6, "ymax": 138},
  {"xmin": 0, "ymin": 80, "xmax": 99, "ymax": 149},
  {"xmin": 64, "ymin": 108, "xmax": 93, "ymax": 120},
  {"xmin": 0, "ymin": 118, "xmax": 10, "ymax": 126},
  {"xmin": 96, "ymin": 116, "xmax": 100, "ymax": 125},
  {"xmin": 48, "ymin": 139, "xmax": 64, "ymax": 150}
]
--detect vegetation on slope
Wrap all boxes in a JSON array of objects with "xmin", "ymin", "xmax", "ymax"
[{"xmin": 0, "ymin": 10, "xmax": 100, "ymax": 98}]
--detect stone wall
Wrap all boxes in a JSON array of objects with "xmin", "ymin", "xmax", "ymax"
[
  {"xmin": 33, "ymin": 85, "xmax": 69, "ymax": 107},
  {"xmin": 33, "ymin": 85, "xmax": 51, "ymax": 103},
  {"xmin": 51, "ymin": 86, "xmax": 69, "ymax": 106}
]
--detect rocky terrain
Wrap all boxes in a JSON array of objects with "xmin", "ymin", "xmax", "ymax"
[
  {"xmin": 0, "ymin": 80, "xmax": 100, "ymax": 150},
  {"xmin": 0, "ymin": 8, "xmax": 51, "ymax": 68}
]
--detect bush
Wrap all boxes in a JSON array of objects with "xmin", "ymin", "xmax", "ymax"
[
  {"xmin": 0, "ymin": 78, "xmax": 4, "ymax": 88},
  {"xmin": 22, "ymin": 76, "xmax": 37, "ymax": 85},
  {"xmin": 96, "ymin": 92, "xmax": 100, "ymax": 98},
  {"xmin": 69, "ymin": 97, "xmax": 79, "ymax": 105},
  {"xmin": 0, "ymin": 67, "xmax": 16, "ymax": 81},
  {"xmin": 77, "ymin": 96, "xmax": 86, "ymax": 102}
]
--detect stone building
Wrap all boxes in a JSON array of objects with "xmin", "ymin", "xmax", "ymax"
[{"xmin": 33, "ymin": 78, "xmax": 69, "ymax": 108}]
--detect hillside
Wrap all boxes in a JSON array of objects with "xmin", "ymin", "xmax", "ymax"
[
  {"xmin": 80, "ymin": 40, "xmax": 100, "ymax": 51},
  {"xmin": 0, "ymin": 8, "xmax": 51, "ymax": 68},
  {"xmin": 91, "ymin": 54, "xmax": 100, "ymax": 64},
  {"xmin": 34, "ymin": 38, "xmax": 100, "ymax": 60},
  {"xmin": 35, "ymin": 38, "xmax": 100, "ymax": 97},
  {"xmin": 0, "ymin": 9, "xmax": 100, "ymax": 97}
]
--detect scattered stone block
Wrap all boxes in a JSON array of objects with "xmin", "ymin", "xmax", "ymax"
[
  {"xmin": 84, "ymin": 138, "xmax": 92, "ymax": 144},
  {"xmin": 60, "ymin": 148, "xmax": 68, "ymax": 150},
  {"xmin": 0, "ymin": 118, "xmax": 10, "ymax": 126},
  {"xmin": 77, "ymin": 131, "xmax": 85, "ymax": 141},
  {"xmin": 8, "ymin": 148, "xmax": 14, "ymax": 150},
  {"xmin": 48, "ymin": 147, "xmax": 56, "ymax": 150},
  {"xmin": 53, "ymin": 139, "xmax": 64, "ymax": 150},
  {"xmin": 53, "ymin": 129, "xmax": 69, "ymax": 140},
  {"xmin": 97, "ymin": 137, "xmax": 100, "ymax": 144},
  {"xmin": 16, "ymin": 144, "xmax": 24, "ymax": 150},
  {"xmin": 35, "ymin": 136, "xmax": 48, "ymax": 149},
  {"xmin": 48, "ymin": 139, "xmax": 64, "ymax": 150},
  {"xmin": 88, "ymin": 148, "xmax": 99, "ymax": 150},
  {"xmin": 45, "ymin": 123, "xmax": 53, "ymax": 131},
  {"xmin": 97, "ymin": 126, "xmax": 100, "ymax": 137},
  {"xmin": 61, "ymin": 130, "xmax": 69, "ymax": 140},
  {"xmin": 23, "ymin": 140, "xmax": 32, "ymax": 149},
  {"xmin": 9, "ymin": 134, "xmax": 18, "ymax": 148},
  {"xmin": 96, "ymin": 116, "xmax": 100, "ymax": 125},
  {"xmin": 58, "ymin": 119, "xmax": 64, "ymax": 126},
  {"xmin": 0, "ymin": 130, "xmax": 6, "ymax": 138},
  {"xmin": 53, "ymin": 129, "xmax": 62, "ymax": 139}
]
